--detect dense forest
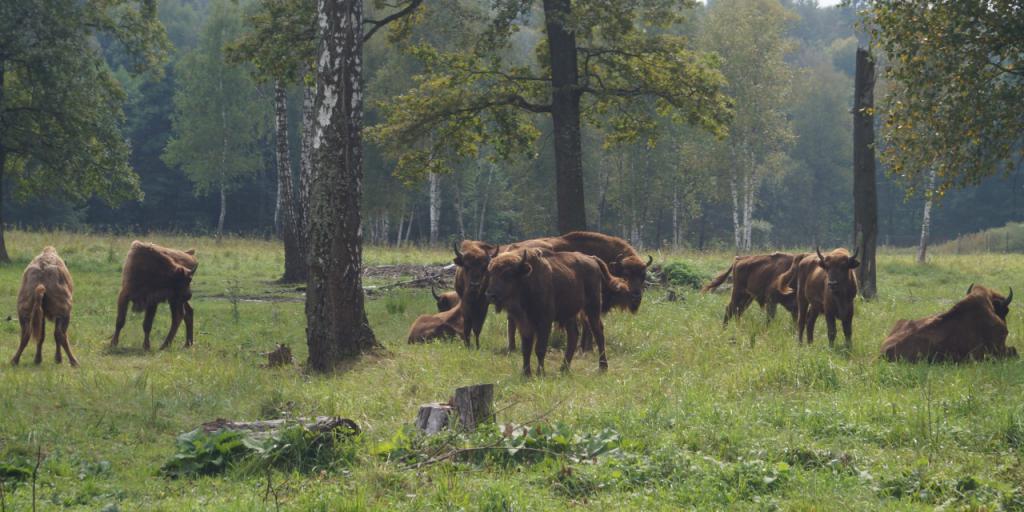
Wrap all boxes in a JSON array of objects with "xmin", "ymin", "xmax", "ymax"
[{"xmin": 3, "ymin": 0, "xmax": 1021, "ymax": 250}]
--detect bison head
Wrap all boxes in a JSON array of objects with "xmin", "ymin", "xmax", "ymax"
[
  {"xmin": 969, "ymin": 284, "xmax": 1013, "ymax": 320},
  {"xmin": 609, "ymin": 253, "xmax": 652, "ymax": 312},
  {"xmin": 453, "ymin": 240, "xmax": 496, "ymax": 293},
  {"xmin": 816, "ymin": 246, "xmax": 858, "ymax": 294},
  {"xmin": 484, "ymin": 250, "xmax": 532, "ymax": 312},
  {"xmin": 431, "ymin": 286, "xmax": 459, "ymax": 313}
]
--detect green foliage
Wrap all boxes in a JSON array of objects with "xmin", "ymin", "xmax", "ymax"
[
  {"xmin": 225, "ymin": 0, "xmax": 316, "ymax": 84},
  {"xmin": 870, "ymin": 0, "xmax": 1024, "ymax": 194},
  {"xmin": 661, "ymin": 261, "xmax": 704, "ymax": 289}
]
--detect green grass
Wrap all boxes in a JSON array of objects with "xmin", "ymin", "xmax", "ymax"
[
  {"xmin": 0, "ymin": 230, "xmax": 1022, "ymax": 510},
  {"xmin": 934, "ymin": 221, "xmax": 1024, "ymax": 254}
]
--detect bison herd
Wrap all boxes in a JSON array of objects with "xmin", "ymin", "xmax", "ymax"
[
  {"xmin": 411, "ymin": 233, "xmax": 1018, "ymax": 375},
  {"xmin": 7, "ymin": 232, "xmax": 1019, "ymax": 372}
]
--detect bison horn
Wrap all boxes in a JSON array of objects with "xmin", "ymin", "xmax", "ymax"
[
  {"xmin": 851, "ymin": 245, "xmax": 860, "ymax": 261},
  {"xmin": 453, "ymin": 241, "xmax": 462, "ymax": 259},
  {"xmin": 816, "ymin": 245, "xmax": 825, "ymax": 262},
  {"xmin": 1006, "ymin": 287, "xmax": 1013, "ymax": 307},
  {"xmin": 519, "ymin": 250, "xmax": 529, "ymax": 271},
  {"xmin": 966, "ymin": 283, "xmax": 974, "ymax": 295},
  {"xmin": 431, "ymin": 285, "xmax": 440, "ymax": 300},
  {"xmin": 645, "ymin": 255, "xmax": 654, "ymax": 268}
]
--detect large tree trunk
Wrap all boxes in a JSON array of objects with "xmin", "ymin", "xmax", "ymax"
[
  {"xmin": 306, "ymin": 0, "xmax": 377, "ymax": 372},
  {"xmin": 0, "ymin": 59, "xmax": 8, "ymax": 262},
  {"xmin": 917, "ymin": 169, "xmax": 937, "ymax": 264},
  {"xmin": 543, "ymin": 0, "xmax": 586, "ymax": 234},
  {"xmin": 853, "ymin": 47, "xmax": 878, "ymax": 299},
  {"xmin": 428, "ymin": 172, "xmax": 440, "ymax": 245},
  {"xmin": 275, "ymin": 81, "xmax": 304, "ymax": 282}
]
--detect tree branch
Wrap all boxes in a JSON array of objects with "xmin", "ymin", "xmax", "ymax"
[{"xmin": 363, "ymin": 0, "xmax": 424, "ymax": 42}]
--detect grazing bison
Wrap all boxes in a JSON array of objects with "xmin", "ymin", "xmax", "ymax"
[
  {"xmin": 453, "ymin": 240, "xmax": 497, "ymax": 348},
  {"xmin": 485, "ymin": 249, "xmax": 629, "ymax": 375},
  {"xmin": 407, "ymin": 304, "xmax": 465, "ymax": 343},
  {"xmin": 10, "ymin": 247, "xmax": 78, "ymax": 367},
  {"xmin": 784, "ymin": 247, "xmax": 859, "ymax": 347},
  {"xmin": 702, "ymin": 252, "xmax": 808, "ymax": 325},
  {"xmin": 111, "ymin": 241, "xmax": 198, "ymax": 350},
  {"xmin": 502, "ymin": 231, "xmax": 652, "ymax": 350},
  {"xmin": 881, "ymin": 284, "xmax": 1017, "ymax": 362},
  {"xmin": 431, "ymin": 286, "xmax": 459, "ymax": 312}
]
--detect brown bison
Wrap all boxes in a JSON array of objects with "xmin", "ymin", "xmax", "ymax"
[
  {"xmin": 881, "ymin": 284, "xmax": 1017, "ymax": 362},
  {"xmin": 783, "ymin": 247, "xmax": 859, "ymax": 347},
  {"xmin": 111, "ymin": 241, "xmax": 198, "ymax": 350},
  {"xmin": 502, "ymin": 231, "xmax": 652, "ymax": 350},
  {"xmin": 452, "ymin": 240, "xmax": 496, "ymax": 348},
  {"xmin": 431, "ymin": 286, "xmax": 459, "ymax": 312},
  {"xmin": 407, "ymin": 303, "xmax": 465, "ymax": 343},
  {"xmin": 485, "ymin": 249, "xmax": 629, "ymax": 375},
  {"xmin": 702, "ymin": 252, "xmax": 808, "ymax": 325},
  {"xmin": 11, "ymin": 247, "xmax": 78, "ymax": 367}
]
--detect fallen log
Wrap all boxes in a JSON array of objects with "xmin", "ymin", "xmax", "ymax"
[{"xmin": 199, "ymin": 416, "xmax": 360, "ymax": 438}]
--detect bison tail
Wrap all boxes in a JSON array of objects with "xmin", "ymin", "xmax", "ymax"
[
  {"xmin": 30, "ymin": 284, "xmax": 46, "ymax": 342},
  {"xmin": 701, "ymin": 263, "xmax": 734, "ymax": 293}
]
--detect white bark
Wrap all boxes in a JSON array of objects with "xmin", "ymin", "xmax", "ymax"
[
  {"xmin": 395, "ymin": 213, "xmax": 404, "ymax": 247},
  {"xmin": 917, "ymin": 169, "xmax": 937, "ymax": 263},
  {"xmin": 730, "ymin": 172, "xmax": 741, "ymax": 253},
  {"xmin": 453, "ymin": 174, "xmax": 466, "ymax": 239},
  {"xmin": 403, "ymin": 210, "xmax": 414, "ymax": 246},
  {"xmin": 428, "ymin": 172, "xmax": 441, "ymax": 245},
  {"xmin": 743, "ymin": 173, "xmax": 755, "ymax": 251},
  {"xmin": 672, "ymin": 189, "xmax": 680, "ymax": 249}
]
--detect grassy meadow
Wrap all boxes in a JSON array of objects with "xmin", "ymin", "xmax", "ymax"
[{"xmin": 0, "ymin": 230, "xmax": 1022, "ymax": 510}]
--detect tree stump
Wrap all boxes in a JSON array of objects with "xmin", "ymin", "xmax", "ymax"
[
  {"xmin": 453, "ymin": 384, "xmax": 494, "ymax": 432},
  {"xmin": 415, "ymin": 403, "xmax": 454, "ymax": 434},
  {"xmin": 264, "ymin": 344, "xmax": 293, "ymax": 367}
]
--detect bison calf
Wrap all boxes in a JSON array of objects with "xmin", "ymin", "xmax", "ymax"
[
  {"xmin": 703, "ymin": 252, "xmax": 807, "ymax": 325},
  {"xmin": 784, "ymin": 247, "xmax": 859, "ymax": 348},
  {"xmin": 11, "ymin": 247, "xmax": 78, "ymax": 367},
  {"xmin": 407, "ymin": 303, "xmax": 465, "ymax": 343},
  {"xmin": 486, "ymin": 249, "xmax": 628, "ymax": 375},
  {"xmin": 431, "ymin": 286, "xmax": 459, "ymax": 312},
  {"xmin": 111, "ymin": 241, "xmax": 198, "ymax": 350}
]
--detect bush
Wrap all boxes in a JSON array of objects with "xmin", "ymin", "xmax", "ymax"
[{"xmin": 661, "ymin": 261, "xmax": 705, "ymax": 289}]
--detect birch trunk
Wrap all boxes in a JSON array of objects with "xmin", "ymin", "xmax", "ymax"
[
  {"xmin": 428, "ymin": 172, "xmax": 440, "ymax": 245},
  {"xmin": 730, "ymin": 172, "xmax": 741, "ymax": 254},
  {"xmin": 218, "ymin": 182, "xmax": 227, "ymax": 240},
  {"xmin": 306, "ymin": 0, "xmax": 377, "ymax": 371},
  {"xmin": 672, "ymin": 189, "xmax": 680, "ymax": 249},
  {"xmin": 743, "ymin": 173, "xmax": 755, "ymax": 251},
  {"xmin": 0, "ymin": 59, "xmax": 8, "ymax": 262},
  {"xmin": 404, "ymin": 210, "xmax": 414, "ymax": 246},
  {"xmin": 477, "ymin": 169, "xmax": 492, "ymax": 240},
  {"xmin": 395, "ymin": 213, "xmax": 403, "ymax": 247},
  {"xmin": 453, "ymin": 174, "xmax": 466, "ymax": 239},
  {"xmin": 297, "ymin": 85, "xmax": 315, "ymax": 266},
  {"xmin": 917, "ymin": 169, "xmax": 937, "ymax": 264},
  {"xmin": 275, "ymin": 81, "xmax": 304, "ymax": 282}
]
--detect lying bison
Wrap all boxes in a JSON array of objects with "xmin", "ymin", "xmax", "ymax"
[
  {"xmin": 111, "ymin": 241, "xmax": 198, "ymax": 350},
  {"xmin": 407, "ymin": 303, "xmax": 465, "ymax": 344},
  {"xmin": 702, "ymin": 252, "xmax": 808, "ymax": 325},
  {"xmin": 11, "ymin": 247, "xmax": 78, "ymax": 367},
  {"xmin": 486, "ymin": 249, "xmax": 629, "ymax": 375},
  {"xmin": 881, "ymin": 284, "xmax": 1017, "ymax": 362},
  {"xmin": 782, "ymin": 247, "xmax": 859, "ymax": 348}
]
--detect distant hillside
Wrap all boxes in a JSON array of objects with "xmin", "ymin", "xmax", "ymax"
[{"xmin": 933, "ymin": 222, "xmax": 1024, "ymax": 254}]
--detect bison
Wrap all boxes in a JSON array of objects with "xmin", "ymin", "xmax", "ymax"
[
  {"xmin": 431, "ymin": 286, "xmax": 459, "ymax": 313},
  {"xmin": 880, "ymin": 284, "xmax": 1017, "ymax": 362},
  {"xmin": 452, "ymin": 240, "xmax": 497, "ymax": 348},
  {"xmin": 502, "ymin": 231, "xmax": 652, "ymax": 350},
  {"xmin": 702, "ymin": 252, "xmax": 808, "ymax": 325},
  {"xmin": 783, "ymin": 247, "xmax": 859, "ymax": 348},
  {"xmin": 407, "ymin": 303, "xmax": 465, "ymax": 343},
  {"xmin": 10, "ymin": 247, "xmax": 78, "ymax": 367},
  {"xmin": 111, "ymin": 241, "xmax": 198, "ymax": 350},
  {"xmin": 485, "ymin": 249, "xmax": 629, "ymax": 375}
]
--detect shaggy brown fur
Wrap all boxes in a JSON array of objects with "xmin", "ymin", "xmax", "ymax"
[
  {"xmin": 111, "ymin": 241, "xmax": 198, "ymax": 350},
  {"xmin": 783, "ymin": 248, "xmax": 859, "ymax": 347},
  {"xmin": 502, "ymin": 231, "xmax": 651, "ymax": 351},
  {"xmin": 11, "ymin": 247, "xmax": 78, "ymax": 367},
  {"xmin": 431, "ymin": 286, "xmax": 459, "ymax": 312},
  {"xmin": 703, "ymin": 252, "xmax": 808, "ymax": 325},
  {"xmin": 485, "ymin": 249, "xmax": 629, "ymax": 375},
  {"xmin": 407, "ymin": 303, "xmax": 466, "ymax": 343},
  {"xmin": 881, "ymin": 284, "xmax": 1016, "ymax": 362},
  {"xmin": 453, "ymin": 240, "xmax": 496, "ymax": 348}
]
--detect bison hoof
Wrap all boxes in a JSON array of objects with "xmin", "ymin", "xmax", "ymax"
[{"xmin": 10, "ymin": 358, "xmax": 19, "ymax": 366}]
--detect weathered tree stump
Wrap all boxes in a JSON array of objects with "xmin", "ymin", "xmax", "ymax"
[
  {"xmin": 415, "ymin": 384, "xmax": 495, "ymax": 434},
  {"xmin": 415, "ymin": 403, "xmax": 454, "ymax": 434}
]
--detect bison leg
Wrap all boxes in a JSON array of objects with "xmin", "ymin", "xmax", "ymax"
[
  {"xmin": 826, "ymin": 312, "xmax": 837, "ymax": 347},
  {"xmin": 55, "ymin": 317, "xmax": 78, "ymax": 368},
  {"xmin": 183, "ymin": 302, "xmax": 195, "ymax": 347},
  {"xmin": 841, "ymin": 316, "xmax": 853, "ymax": 350},
  {"xmin": 506, "ymin": 318, "xmax": 517, "ymax": 352},
  {"xmin": 534, "ymin": 323, "xmax": 551, "ymax": 375},
  {"xmin": 579, "ymin": 316, "xmax": 593, "ymax": 353},
  {"xmin": 142, "ymin": 304, "xmax": 158, "ymax": 351},
  {"xmin": 766, "ymin": 301, "xmax": 778, "ymax": 324},
  {"xmin": 561, "ymin": 320, "xmax": 579, "ymax": 372},
  {"xmin": 461, "ymin": 308, "xmax": 473, "ymax": 348},
  {"xmin": 11, "ymin": 318, "xmax": 32, "ymax": 365},
  {"xmin": 796, "ymin": 301, "xmax": 807, "ymax": 344},
  {"xmin": 590, "ymin": 313, "xmax": 608, "ymax": 371},
  {"xmin": 111, "ymin": 292, "xmax": 130, "ymax": 347},
  {"xmin": 33, "ymin": 320, "xmax": 46, "ymax": 365},
  {"xmin": 805, "ymin": 306, "xmax": 820, "ymax": 345},
  {"xmin": 520, "ymin": 326, "xmax": 535, "ymax": 377},
  {"xmin": 160, "ymin": 302, "xmax": 184, "ymax": 350}
]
